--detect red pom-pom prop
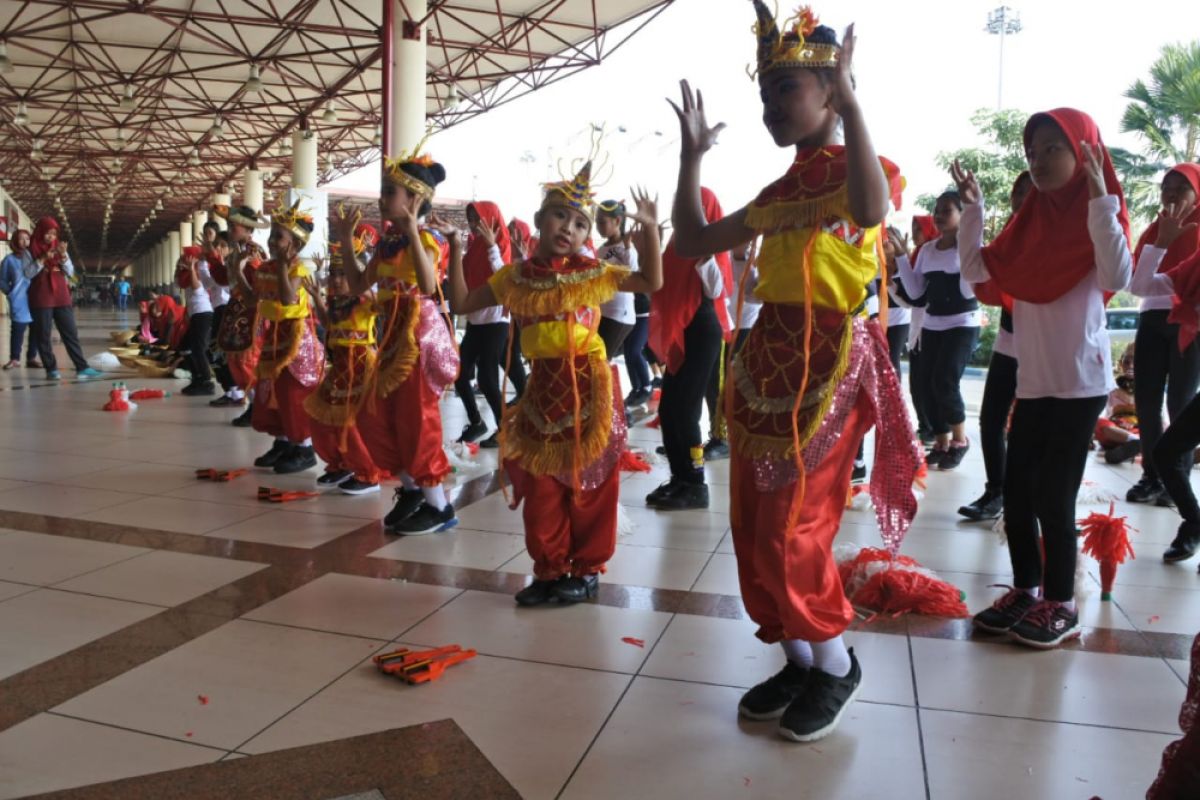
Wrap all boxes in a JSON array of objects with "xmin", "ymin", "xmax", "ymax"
[
  {"xmin": 618, "ymin": 449, "xmax": 652, "ymax": 473},
  {"xmin": 836, "ymin": 545, "xmax": 969, "ymax": 620},
  {"xmin": 1078, "ymin": 502, "xmax": 1135, "ymax": 601}
]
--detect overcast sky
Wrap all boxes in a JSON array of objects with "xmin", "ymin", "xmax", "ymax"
[{"xmin": 328, "ymin": 0, "xmax": 1200, "ymax": 233}]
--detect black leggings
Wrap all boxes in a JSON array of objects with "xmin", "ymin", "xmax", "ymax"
[
  {"xmin": 1135, "ymin": 309, "xmax": 1200, "ymax": 481},
  {"xmin": 659, "ymin": 299, "xmax": 722, "ymax": 482},
  {"xmin": 886, "ymin": 324, "xmax": 908, "ymax": 377},
  {"xmin": 598, "ymin": 317, "xmax": 634, "ymax": 362},
  {"xmin": 454, "ymin": 322, "xmax": 508, "ymax": 427},
  {"xmin": 1004, "ymin": 395, "xmax": 1106, "ymax": 601},
  {"xmin": 919, "ymin": 326, "xmax": 978, "ymax": 435},
  {"xmin": 705, "ymin": 327, "xmax": 751, "ymax": 438},
  {"xmin": 1154, "ymin": 391, "xmax": 1200, "ymax": 524},
  {"xmin": 31, "ymin": 306, "xmax": 88, "ymax": 371},
  {"xmin": 185, "ymin": 311, "xmax": 214, "ymax": 384},
  {"xmin": 623, "ymin": 316, "xmax": 652, "ymax": 393},
  {"xmin": 979, "ymin": 351, "xmax": 1018, "ymax": 492},
  {"xmin": 908, "ymin": 348, "xmax": 932, "ymax": 433}
]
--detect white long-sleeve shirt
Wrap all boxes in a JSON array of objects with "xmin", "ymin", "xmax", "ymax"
[
  {"xmin": 24, "ymin": 253, "xmax": 74, "ymax": 279},
  {"xmin": 1129, "ymin": 241, "xmax": 1174, "ymax": 311},
  {"xmin": 959, "ymin": 196, "xmax": 1131, "ymax": 399},
  {"xmin": 467, "ymin": 243, "xmax": 510, "ymax": 326},
  {"xmin": 895, "ymin": 242, "xmax": 980, "ymax": 330},
  {"xmin": 598, "ymin": 241, "xmax": 640, "ymax": 325}
]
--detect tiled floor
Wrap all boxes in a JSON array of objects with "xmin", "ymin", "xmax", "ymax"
[{"xmin": 0, "ymin": 309, "xmax": 1194, "ymax": 799}]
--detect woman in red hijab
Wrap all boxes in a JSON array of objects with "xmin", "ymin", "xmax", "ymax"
[
  {"xmin": 24, "ymin": 216, "xmax": 101, "ymax": 379},
  {"xmin": 954, "ymin": 108, "xmax": 1132, "ymax": 649},
  {"xmin": 1125, "ymin": 164, "xmax": 1200, "ymax": 512}
]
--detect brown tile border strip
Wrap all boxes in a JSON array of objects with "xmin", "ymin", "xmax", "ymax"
[{"xmin": 24, "ymin": 720, "xmax": 520, "ymax": 800}]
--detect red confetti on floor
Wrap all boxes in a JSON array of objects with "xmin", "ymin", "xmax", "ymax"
[
  {"xmin": 620, "ymin": 637, "xmax": 645, "ymax": 648},
  {"xmin": 197, "ymin": 694, "xmax": 209, "ymax": 705},
  {"xmin": 1148, "ymin": 615, "xmax": 1161, "ymax": 624}
]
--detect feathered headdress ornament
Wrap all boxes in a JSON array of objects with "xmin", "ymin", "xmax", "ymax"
[
  {"xmin": 382, "ymin": 131, "xmax": 438, "ymax": 200},
  {"xmin": 751, "ymin": 1, "xmax": 838, "ymax": 79},
  {"xmin": 270, "ymin": 199, "xmax": 315, "ymax": 245}
]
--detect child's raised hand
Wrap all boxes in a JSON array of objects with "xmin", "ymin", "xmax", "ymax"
[
  {"xmin": 332, "ymin": 204, "xmax": 361, "ymax": 240},
  {"xmin": 300, "ymin": 275, "xmax": 319, "ymax": 299},
  {"xmin": 949, "ymin": 160, "xmax": 982, "ymax": 205},
  {"xmin": 471, "ymin": 218, "xmax": 498, "ymax": 247},
  {"xmin": 667, "ymin": 80, "xmax": 726, "ymax": 160},
  {"xmin": 627, "ymin": 186, "xmax": 659, "ymax": 229},
  {"xmin": 1154, "ymin": 200, "xmax": 1199, "ymax": 249},
  {"xmin": 828, "ymin": 24, "xmax": 859, "ymax": 115},
  {"xmin": 884, "ymin": 228, "xmax": 908, "ymax": 262},
  {"xmin": 1080, "ymin": 142, "xmax": 1108, "ymax": 199},
  {"xmin": 427, "ymin": 213, "xmax": 462, "ymax": 247}
]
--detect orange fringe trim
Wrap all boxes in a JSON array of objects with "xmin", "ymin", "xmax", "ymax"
[
  {"xmin": 255, "ymin": 320, "xmax": 304, "ymax": 381},
  {"xmin": 499, "ymin": 265, "xmax": 626, "ymax": 319},
  {"xmin": 373, "ymin": 293, "xmax": 421, "ymax": 398},
  {"xmin": 302, "ymin": 349, "xmax": 377, "ymax": 427},
  {"xmin": 744, "ymin": 189, "xmax": 848, "ymax": 232}
]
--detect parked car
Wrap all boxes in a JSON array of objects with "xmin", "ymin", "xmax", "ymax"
[{"xmin": 1106, "ymin": 308, "xmax": 1139, "ymax": 347}]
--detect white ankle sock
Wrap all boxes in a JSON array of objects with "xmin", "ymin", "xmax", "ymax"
[
  {"xmin": 228, "ymin": 388, "xmax": 245, "ymax": 400},
  {"xmin": 1060, "ymin": 598, "xmax": 1077, "ymax": 612},
  {"xmin": 811, "ymin": 636, "xmax": 852, "ymax": 678},
  {"xmin": 1018, "ymin": 586, "xmax": 1040, "ymax": 598},
  {"xmin": 422, "ymin": 485, "xmax": 447, "ymax": 510},
  {"xmin": 295, "ymin": 437, "xmax": 312, "ymax": 447},
  {"xmin": 781, "ymin": 639, "xmax": 813, "ymax": 668},
  {"xmin": 399, "ymin": 472, "xmax": 418, "ymax": 491}
]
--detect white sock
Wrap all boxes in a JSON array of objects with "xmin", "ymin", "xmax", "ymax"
[
  {"xmin": 1060, "ymin": 598, "xmax": 1077, "ymax": 612},
  {"xmin": 811, "ymin": 636, "xmax": 852, "ymax": 678},
  {"xmin": 1018, "ymin": 586, "xmax": 1040, "ymax": 598},
  {"xmin": 229, "ymin": 388, "xmax": 245, "ymax": 400},
  {"xmin": 296, "ymin": 437, "xmax": 312, "ymax": 447},
  {"xmin": 422, "ymin": 484, "xmax": 447, "ymax": 510},
  {"xmin": 781, "ymin": 639, "xmax": 813, "ymax": 668},
  {"xmin": 399, "ymin": 472, "xmax": 418, "ymax": 490}
]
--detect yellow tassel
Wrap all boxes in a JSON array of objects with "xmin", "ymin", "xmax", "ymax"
[
  {"xmin": 744, "ymin": 189, "xmax": 847, "ymax": 232},
  {"xmin": 501, "ymin": 265, "xmax": 626, "ymax": 318}
]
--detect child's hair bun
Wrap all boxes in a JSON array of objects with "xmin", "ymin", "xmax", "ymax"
[
  {"xmin": 428, "ymin": 162, "xmax": 447, "ymax": 185},
  {"xmin": 806, "ymin": 25, "xmax": 839, "ymax": 47}
]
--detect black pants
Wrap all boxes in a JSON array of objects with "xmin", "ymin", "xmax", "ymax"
[
  {"xmin": 209, "ymin": 304, "xmax": 235, "ymax": 391},
  {"xmin": 704, "ymin": 327, "xmax": 751, "ymax": 438},
  {"xmin": 598, "ymin": 317, "xmax": 634, "ymax": 362},
  {"xmin": 185, "ymin": 311, "xmax": 214, "ymax": 385},
  {"xmin": 1154, "ymin": 391, "xmax": 1200, "ymax": 523},
  {"xmin": 908, "ymin": 348, "xmax": 931, "ymax": 434},
  {"xmin": 507, "ymin": 323, "xmax": 528, "ymax": 398},
  {"xmin": 980, "ymin": 351, "xmax": 1018, "ymax": 492},
  {"xmin": 886, "ymin": 323, "xmax": 908, "ymax": 377},
  {"xmin": 1004, "ymin": 395, "xmax": 1106, "ymax": 601},
  {"xmin": 660, "ymin": 299, "xmax": 723, "ymax": 482},
  {"xmin": 454, "ymin": 322, "xmax": 509, "ymax": 427},
  {"xmin": 1135, "ymin": 309, "xmax": 1200, "ymax": 482},
  {"xmin": 919, "ymin": 326, "xmax": 978, "ymax": 435},
  {"xmin": 31, "ymin": 306, "xmax": 88, "ymax": 372},
  {"xmin": 8, "ymin": 320, "xmax": 35, "ymax": 363},
  {"xmin": 623, "ymin": 316, "xmax": 652, "ymax": 393}
]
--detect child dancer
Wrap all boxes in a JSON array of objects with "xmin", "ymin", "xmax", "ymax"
[
  {"xmin": 902, "ymin": 214, "xmax": 939, "ymax": 443},
  {"xmin": 596, "ymin": 199, "xmax": 639, "ymax": 358},
  {"xmin": 445, "ymin": 166, "xmax": 661, "ymax": 605},
  {"xmin": 670, "ymin": 4, "xmax": 918, "ymax": 742},
  {"xmin": 217, "ymin": 207, "xmax": 271, "ymax": 424},
  {"xmin": 248, "ymin": 202, "xmax": 323, "ymax": 474},
  {"xmin": 347, "ymin": 149, "xmax": 460, "ymax": 535},
  {"xmin": 955, "ymin": 109, "xmax": 1132, "ymax": 648},
  {"xmin": 303, "ymin": 236, "xmax": 383, "ymax": 495},
  {"xmin": 178, "ymin": 245, "xmax": 217, "ymax": 396},
  {"xmin": 893, "ymin": 190, "xmax": 980, "ymax": 470},
  {"xmin": 1127, "ymin": 164, "xmax": 1200, "ymax": 507}
]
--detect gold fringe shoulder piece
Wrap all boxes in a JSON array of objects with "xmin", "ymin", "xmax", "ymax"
[
  {"xmin": 744, "ymin": 187, "xmax": 848, "ymax": 233},
  {"xmin": 500, "ymin": 262, "xmax": 628, "ymax": 318}
]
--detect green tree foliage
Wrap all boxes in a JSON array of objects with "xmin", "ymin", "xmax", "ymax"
[
  {"xmin": 1121, "ymin": 41, "xmax": 1200, "ymax": 164},
  {"xmin": 933, "ymin": 109, "xmax": 1028, "ymax": 240},
  {"xmin": 1109, "ymin": 147, "xmax": 1168, "ymax": 228}
]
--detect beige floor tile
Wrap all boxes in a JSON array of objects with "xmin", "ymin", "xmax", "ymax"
[
  {"xmin": 560, "ymin": 677, "xmax": 926, "ymax": 800},
  {"xmin": 0, "ymin": 580, "xmax": 35, "ymax": 602},
  {"xmin": 945, "ymin": 570, "xmax": 1135, "ymax": 631},
  {"xmin": 716, "ymin": 530, "xmax": 735, "ymax": 554},
  {"xmin": 499, "ymin": 543, "xmax": 713, "ymax": 591},
  {"xmin": 0, "ymin": 588, "xmax": 161, "ymax": 680},
  {"xmin": 1102, "ymin": 553, "xmax": 1200, "ymax": 591},
  {"xmin": 922, "ymin": 709, "xmax": 1175, "ymax": 800},
  {"xmin": 370, "ymin": 528, "xmax": 527, "ymax": 570},
  {"xmin": 0, "ymin": 482, "xmax": 142, "ymax": 517},
  {"xmin": 56, "ymin": 461, "xmax": 204, "ymax": 495},
  {"xmin": 0, "ymin": 429, "xmax": 125, "ymax": 455},
  {"xmin": 0, "ymin": 478, "xmax": 32, "ymax": 493},
  {"xmin": 242, "ymin": 652, "xmax": 631, "ymax": 800},
  {"xmin": 618, "ymin": 504, "xmax": 730, "ymax": 552},
  {"xmin": 0, "ymin": 448, "xmax": 129, "ymax": 481},
  {"xmin": 0, "ymin": 713, "xmax": 221, "ymax": 800},
  {"xmin": 161, "ymin": 477, "xmax": 287, "ymax": 508},
  {"xmin": 206, "ymin": 509, "xmax": 365, "ymax": 549},
  {"xmin": 912, "ymin": 637, "xmax": 1184, "ymax": 733},
  {"xmin": 1168, "ymin": 658, "xmax": 1191, "ymax": 685},
  {"xmin": 884, "ymin": 527, "xmax": 1016, "ymax": 575},
  {"xmin": 243, "ymin": 573, "xmax": 462, "ymax": 640},
  {"xmin": 402, "ymin": 589, "xmax": 672, "ymax": 673},
  {"xmin": 78, "ymin": 495, "xmax": 267, "ymax": 534},
  {"xmin": 54, "ymin": 619, "xmax": 385, "ymax": 750},
  {"xmin": 639, "ymin": 614, "xmax": 914, "ymax": 706},
  {"xmin": 453, "ymin": 492, "xmax": 527, "ymax": 535},
  {"xmin": 619, "ymin": 473, "xmax": 732, "ymax": 512},
  {"xmin": 0, "ymin": 530, "xmax": 149, "ymax": 585},
  {"xmin": 54, "ymin": 550, "xmax": 268, "ymax": 607},
  {"xmin": 691, "ymin": 552, "xmax": 742, "ymax": 596}
]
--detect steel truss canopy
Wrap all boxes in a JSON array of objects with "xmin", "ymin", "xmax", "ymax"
[{"xmin": 0, "ymin": 0, "xmax": 673, "ymax": 272}]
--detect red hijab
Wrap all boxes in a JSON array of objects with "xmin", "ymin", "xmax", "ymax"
[
  {"xmin": 912, "ymin": 215, "xmax": 938, "ymax": 250},
  {"xmin": 1134, "ymin": 164, "xmax": 1200, "ymax": 273},
  {"xmin": 30, "ymin": 216, "xmax": 60, "ymax": 260},
  {"xmin": 650, "ymin": 187, "xmax": 734, "ymax": 373},
  {"xmin": 464, "ymin": 201, "xmax": 511, "ymax": 291},
  {"xmin": 981, "ymin": 109, "xmax": 1131, "ymax": 304}
]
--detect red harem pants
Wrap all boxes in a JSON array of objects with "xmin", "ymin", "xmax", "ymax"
[
  {"xmin": 730, "ymin": 392, "xmax": 871, "ymax": 644},
  {"xmin": 506, "ymin": 461, "xmax": 620, "ymax": 580},
  {"xmin": 227, "ymin": 349, "xmax": 260, "ymax": 391},
  {"xmin": 356, "ymin": 367, "xmax": 450, "ymax": 487},
  {"xmin": 310, "ymin": 421, "xmax": 383, "ymax": 484},
  {"xmin": 252, "ymin": 371, "xmax": 314, "ymax": 442}
]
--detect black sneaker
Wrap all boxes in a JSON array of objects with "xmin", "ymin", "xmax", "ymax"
[
  {"xmin": 457, "ymin": 421, "xmax": 487, "ymax": 444},
  {"xmin": 926, "ymin": 448, "xmax": 946, "ymax": 469},
  {"xmin": 515, "ymin": 579, "xmax": 559, "ymax": 606},
  {"xmin": 1104, "ymin": 439, "xmax": 1142, "ymax": 465},
  {"xmin": 973, "ymin": 587, "xmax": 1039, "ymax": 633},
  {"xmin": 1163, "ymin": 521, "xmax": 1200, "ymax": 563},
  {"xmin": 624, "ymin": 388, "xmax": 652, "ymax": 409},
  {"xmin": 645, "ymin": 479, "xmax": 681, "ymax": 505},
  {"xmin": 778, "ymin": 648, "xmax": 862, "ymax": 742},
  {"xmin": 479, "ymin": 433, "xmax": 500, "ymax": 449},
  {"xmin": 1127, "ymin": 475, "xmax": 1164, "ymax": 504},
  {"xmin": 209, "ymin": 394, "xmax": 246, "ymax": 407},
  {"xmin": 338, "ymin": 478, "xmax": 380, "ymax": 496},
  {"xmin": 552, "ymin": 573, "xmax": 599, "ymax": 603},
  {"xmin": 958, "ymin": 489, "xmax": 1003, "ymax": 521},
  {"xmin": 650, "ymin": 481, "xmax": 709, "ymax": 510},
  {"xmin": 254, "ymin": 440, "xmax": 290, "ymax": 468},
  {"xmin": 850, "ymin": 463, "xmax": 868, "ymax": 485},
  {"xmin": 703, "ymin": 438, "xmax": 731, "ymax": 461},
  {"xmin": 1008, "ymin": 600, "xmax": 1081, "ymax": 649},
  {"xmin": 317, "ymin": 469, "xmax": 353, "ymax": 488},
  {"xmin": 1156, "ymin": 492, "xmax": 1177, "ymax": 509},
  {"xmin": 651, "ymin": 376, "xmax": 662, "ymax": 389},
  {"xmin": 181, "ymin": 381, "xmax": 216, "ymax": 396},
  {"xmin": 939, "ymin": 440, "xmax": 969, "ymax": 471},
  {"xmin": 274, "ymin": 445, "xmax": 317, "ymax": 474},
  {"xmin": 232, "ymin": 406, "xmax": 254, "ymax": 427},
  {"xmin": 738, "ymin": 661, "xmax": 810, "ymax": 720},
  {"xmin": 393, "ymin": 502, "xmax": 457, "ymax": 535},
  {"xmin": 384, "ymin": 488, "xmax": 424, "ymax": 529}
]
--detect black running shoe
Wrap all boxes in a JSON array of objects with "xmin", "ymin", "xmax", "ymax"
[
  {"xmin": 393, "ymin": 502, "xmax": 457, "ymax": 536},
  {"xmin": 317, "ymin": 469, "xmax": 353, "ymax": 488},
  {"xmin": 479, "ymin": 433, "xmax": 500, "ymax": 449},
  {"xmin": 457, "ymin": 421, "xmax": 487, "ymax": 444},
  {"xmin": 850, "ymin": 463, "xmax": 868, "ymax": 485},
  {"xmin": 778, "ymin": 649, "xmax": 862, "ymax": 742},
  {"xmin": 232, "ymin": 406, "xmax": 254, "ymax": 427},
  {"xmin": 552, "ymin": 573, "xmax": 599, "ymax": 603},
  {"xmin": 273, "ymin": 445, "xmax": 317, "ymax": 474},
  {"xmin": 738, "ymin": 661, "xmax": 810, "ymax": 720},
  {"xmin": 1104, "ymin": 439, "xmax": 1142, "ymax": 465},
  {"xmin": 958, "ymin": 490, "xmax": 1003, "ymax": 521},
  {"xmin": 938, "ymin": 440, "xmax": 970, "ymax": 471},
  {"xmin": 515, "ymin": 579, "xmax": 559, "ymax": 607},
  {"xmin": 926, "ymin": 448, "xmax": 946, "ymax": 470},
  {"xmin": 1008, "ymin": 600, "xmax": 1081, "ymax": 649},
  {"xmin": 338, "ymin": 478, "xmax": 380, "ymax": 496},
  {"xmin": 181, "ymin": 381, "xmax": 216, "ymax": 396},
  {"xmin": 1163, "ymin": 521, "xmax": 1200, "ymax": 563},
  {"xmin": 703, "ymin": 438, "xmax": 731, "ymax": 461},
  {"xmin": 384, "ymin": 488, "xmax": 424, "ymax": 529},
  {"xmin": 1126, "ymin": 475, "xmax": 1165, "ymax": 504},
  {"xmin": 972, "ymin": 586, "xmax": 1039, "ymax": 633},
  {"xmin": 650, "ymin": 481, "xmax": 709, "ymax": 510},
  {"xmin": 253, "ymin": 440, "xmax": 290, "ymax": 468},
  {"xmin": 645, "ymin": 479, "xmax": 681, "ymax": 505}
]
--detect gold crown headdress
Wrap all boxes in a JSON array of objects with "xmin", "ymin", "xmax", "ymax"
[
  {"xmin": 382, "ymin": 131, "xmax": 438, "ymax": 201},
  {"xmin": 751, "ymin": 1, "xmax": 838, "ymax": 79},
  {"xmin": 270, "ymin": 199, "xmax": 315, "ymax": 245},
  {"xmin": 539, "ymin": 125, "xmax": 611, "ymax": 224}
]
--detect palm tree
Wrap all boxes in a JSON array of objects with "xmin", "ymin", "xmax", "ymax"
[
  {"xmin": 1121, "ymin": 41, "xmax": 1200, "ymax": 163},
  {"xmin": 1109, "ymin": 147, "xmax": 1168, "ymax": 226}
]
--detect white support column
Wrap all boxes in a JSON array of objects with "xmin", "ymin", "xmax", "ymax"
[
  {"xmin": 389, "ymin": 0, "xmax": 428, "ymax": 155},
  {"xmin": 291, "ymin": 131, "xmax": 318, "ymax": 191},
  {"xmin": 288, "ymin": 129, "xmax": 327, "ymax": 266},
  {"xmin": 159, "ymin": 239, "xmax": 170, "ymax": 287},
  {"xmin": 167, "ymin": 231, "xmax": 181, "ymax": 287},
  {"xmin": 179, "ymin": 221, "xmax": 193, "ymax": 254},
  {"xmin": 192, "ymin": 210, "xmax": 207, "ymax": 244},
  {"xmin": 243, "ymin": 168, "xmax": 264, "ymax": 213}
]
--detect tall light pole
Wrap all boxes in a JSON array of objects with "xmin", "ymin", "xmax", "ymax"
[{"xmin": 984, "ymin": 6, "xmax": 1022, "ymax": 110}]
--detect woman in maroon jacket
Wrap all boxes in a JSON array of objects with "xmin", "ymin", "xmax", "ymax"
[{"xmin": 24, "ymin": 216, "xmax": 100, "ymax": 379}]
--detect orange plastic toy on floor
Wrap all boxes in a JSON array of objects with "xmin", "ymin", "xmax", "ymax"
[{"xmin": 374, "ymin": 645, "xmax": 477, "ymax": 684}]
